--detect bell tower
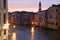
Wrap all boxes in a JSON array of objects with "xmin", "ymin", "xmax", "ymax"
[
  {"xmin": 0, "ymin": 0, "xmax": 9, "ymax": 40},
  {"xmin": 39, "ymin": 1, "xmax": 41, "ymax": 12}
]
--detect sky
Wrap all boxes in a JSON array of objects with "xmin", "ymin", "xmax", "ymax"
[{"xmin": 8, "ymin": 0, "xmax": 60, "ymax": 12}]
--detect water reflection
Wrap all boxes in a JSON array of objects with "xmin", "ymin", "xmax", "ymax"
[
  {"xmin": 12, "ymin": 32, "xmax": 16, "ymax": 40},
  {"xmin": 31, "ymin": 27, "xmax": 34, "ymax": 40},
  {"xmin": 8, "ymin": 26, "xmax": 60, "ymax": 40}
]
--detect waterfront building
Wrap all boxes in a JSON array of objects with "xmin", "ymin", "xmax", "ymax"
[
  {"xmin": 44, "ymin": 10, "xmax": 48, "ymax": 28},
  {"xmin": 48, "ymin": 4, "xmax": 60, "ymax": 29},
  {"xmin": 57, "ymin": 4, "xmax": 60, "ymax": 29},
  {"xmin": 37, "ymin": 1, "xmax": 60, "ymax": 30},
  {"xmin": 0, "ymin": 0, "xmax": 9, "ymax": 40},
  {"xmin": 35, "ymin": 1, "xmax": 45, "ymax": 27},
  {"xmin": 8, "ymin": 11, "xmax": 36, "ymax": 27},
  {"xmin": 35, "ymin": 12, "xmax": 45, "ymax": 27}
]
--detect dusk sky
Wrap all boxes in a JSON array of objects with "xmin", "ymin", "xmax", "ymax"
[{"xmin": 8, "ymin": 0, "xmax": 60, "ymax": 12}]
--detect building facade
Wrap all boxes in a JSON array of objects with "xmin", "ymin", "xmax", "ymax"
[
  {"xmin": 8, "ymin": 11, "xmax": 36, "ymax": 27},
  {"xmin": 35, "ymin": 1, "xmax": 60, "ymax": 30},
  {"xmin": 48, "ymin": 5, "xmax": 57, "ymax": 29},
  {"xmin": 35, "ymin": 1, "xmax": 45, "ymax": 27},
  {"xmin": 47, "ymin": 4, "xmax": 60, "ymax": 29},
  {"xmin": 56, "ymin": 4, "xmax": 60, "ymax": 29},
  {"xmin": 0, "ymin": 0, "xmax": 9, "ymax": 40},
  {"xmin": 35, "ymin": 11, "xmax": 45, "ymax": 27},
  {"xmin": 44, "ymin": 10, "xmax": 48, "ymax": 28}
]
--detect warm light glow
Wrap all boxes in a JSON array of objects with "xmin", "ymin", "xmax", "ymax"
[
  {"xmin": 35, "ymin": 22, "xmax": 39, "ymax": 26},
  {"xmin": 31, "ymin": 27, "xmax": 34, "ymax": 40},
  {"xmin": 32, "ymin": 22, "xmax": 34, "ymax": 25},
  {"xmin": 32, "ymin": 22, "xmax": 35, "ymax": 25},
  {"xmin": 31, "ymin": 27, "xmax": 34, "ymax": 33},
  {"xmin": 12, "ymin": 32, "xmax": 16, "ymax": 40},
  {"xmin": 6, "ymin": 23, "xmax": 10, "ymax": 29},
  {"xmin": 3, "ymin": 23, "xmax": 10, "ymax": 29},
  {"xmin": 13, "ymin": 25, "xmax": 16, "ymax": 29}
]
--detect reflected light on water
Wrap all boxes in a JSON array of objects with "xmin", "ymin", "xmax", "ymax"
[
  {"xmin": 31, "ymin": 27, "xmax": 34, "ymax": 40},
  {"xmin": 31, "ymin": 27, "xmax": 34, "ymax": 33},
  {"xmin": 12, "ymin": 32, "xmax": 16, "ymax": 40}
]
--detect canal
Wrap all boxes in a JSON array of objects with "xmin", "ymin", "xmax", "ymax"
[{"xmin": 8, "ymin": 27, "xmax": 60, "ymax": 40}]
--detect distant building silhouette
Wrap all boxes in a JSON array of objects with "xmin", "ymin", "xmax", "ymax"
[
  {"xmin": 8, "ymin": 11, "xmax": 37, "ymax": 27},
  {"xmin": 39, "ymin": 2, "xmax": 41, "ymax": 12}
]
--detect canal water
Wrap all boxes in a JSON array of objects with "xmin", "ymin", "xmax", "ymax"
[{"xmin": 8, "ymin": 27, "xmax": 60, "ymax": 40}]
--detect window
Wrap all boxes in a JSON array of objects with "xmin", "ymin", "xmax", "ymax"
[
  {"xmin": 56, "ymin": 16, "xmax": 57, "ymax": 19},
  {"xmin": 56, "ymin": 9, "xmax": 58, "ymax": 12},
  {"xmin": 4, "ymin": 39, "xmax": 6, "ymax": 40},
  {"xmin": 13, "ymin": 15, "xmax": 15, "ymax": 17},
  {"xmin": 0, "ymin": 0, "xmax": 1, "ymax": 8},
  {"xmin": 4, "ymin": 0, "xmax": 6, "ymax": 9},
  {"xmin": 0, "ymin": 30, "xmax": 1, "ymax": 36},
  {"xmin": 4, "ymin": 29, "xmax": 6, "ymax": 35},
  {"xmin": 4, "ymin": 14, "xmax": 6, "ymax": 24},
  {"xmin": 0, "ymin": 13, "xmax": 1, "ymax": 24},
  {"xmin": 50, "ymin": 14, "xmax": 53, "ymax": 19},
  {"xmin": 56, "ymin": 22, "xmax": 57, "ymax": 26}
]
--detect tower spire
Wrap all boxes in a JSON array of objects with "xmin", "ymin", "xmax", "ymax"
[{"xmin": 39, "ymin": 1, "xmax": 41, "ymax": 12}]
